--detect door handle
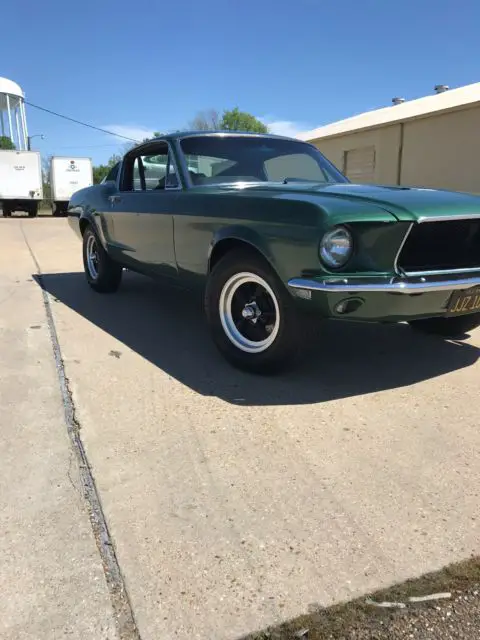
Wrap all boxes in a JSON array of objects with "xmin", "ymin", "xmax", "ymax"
[{"xmin": 109, "ymin": 195, "xmax": 121, "ymax": 204}]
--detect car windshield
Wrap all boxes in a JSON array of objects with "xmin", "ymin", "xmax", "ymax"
[{"xmin": 179, "ymin": 135, "xmax": 348, "ymax": 186}]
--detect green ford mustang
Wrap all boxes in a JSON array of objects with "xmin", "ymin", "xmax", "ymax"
[{"xmin": 68, "ymin": 131, "xmax": 480, "ymax": 373}]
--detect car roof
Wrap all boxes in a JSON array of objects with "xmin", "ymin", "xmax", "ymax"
[
  {"xmin": 129, "ymin": 130, "xmax": 309, "ymax": 155},
  {"xmin": 146, "ymin": 130, "xmax": 301, "ymax": 144},
  {"xmin": 182, "ymin": 130, "xmax": 296, "ymax": 139}
]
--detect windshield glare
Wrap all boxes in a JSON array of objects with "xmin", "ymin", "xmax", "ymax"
[{"xmin": 179, "ymin": 136, "xmax": 347, "ymax": 186}]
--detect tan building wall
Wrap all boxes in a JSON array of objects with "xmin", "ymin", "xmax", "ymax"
[
  {"xmin": 314, "ymin": 124, "xmax": 401, "ymax": 185},
  {"xmin": 310, "ymin": 104, "xmax": 480, "ymax": 194},
  {"xmin": 401, "ymin": 106, "xmax": 480, "ymax": 193}
]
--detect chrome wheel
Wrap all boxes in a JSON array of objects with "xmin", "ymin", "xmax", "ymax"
[
  {"xmin": 86, "ymin": 234, "xmax": 99, "ymax": 280},
  {"xmin": 219, "ymin": 272, "xmax": 280, "ymax": 353}
]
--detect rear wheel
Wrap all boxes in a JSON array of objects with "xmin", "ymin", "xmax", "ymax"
[
  {"xmin": 205, "ymin": 249, "xmax": 304, "ymax": 373},
  {"xmin": 409, "ymin": 313, "xmax": 480, "ymax": 338},
  {"xmin": 82, "ymin": 226, "xmax": 123, "ymax": 293},
  {"xmin": 2, "ymin": 204, "xmax": 12, "ymax": 217}
]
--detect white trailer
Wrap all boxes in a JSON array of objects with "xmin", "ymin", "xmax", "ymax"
[
  {"xmin": 0, "ymin": 150, "xmax": 43, "ymax": 217},
  {"xmin": 50, "ymin": 156, "xmax": 93, "ymax": 216}
]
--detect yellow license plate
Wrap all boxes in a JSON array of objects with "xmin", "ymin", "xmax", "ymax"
[{"xmin": 447, "ymin": 287, "xmax": 480, "ymax": 315}]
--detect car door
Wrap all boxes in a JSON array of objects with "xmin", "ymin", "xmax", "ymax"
[{"xmin": 108, "ymin": 142, "xmax": 179, "ymax": 280}]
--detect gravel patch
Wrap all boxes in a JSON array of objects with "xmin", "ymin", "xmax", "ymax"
[{"xmin": 242, "ymin": 557, "xmax": 480, "ymax": 640}]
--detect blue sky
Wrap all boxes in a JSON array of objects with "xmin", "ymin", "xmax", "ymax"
[{"xmin": 1, "ymin": 0, "xmax": 479, "ymax": 165}]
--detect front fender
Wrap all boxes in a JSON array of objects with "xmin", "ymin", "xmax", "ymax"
[
  {"xmin": 209, "ymin": 224, "xmax": 276, "ymax": 268},
  {"xmin": 208, "ymin": 220, "xmax": 321, "ymax": 286}
]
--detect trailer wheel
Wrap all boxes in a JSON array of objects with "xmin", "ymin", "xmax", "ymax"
[
  {"xmin": 53, "ymin": 202, "xmax": 67, "ymax": 217},
  {"xmin": 28, "ymin": 203, "xmax": 38, "ymax": 218}
]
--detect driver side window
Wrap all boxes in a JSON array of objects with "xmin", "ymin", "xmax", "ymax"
[{"xmin": 123, "ymin": 143, "xmax": 179, "ymax": 192}]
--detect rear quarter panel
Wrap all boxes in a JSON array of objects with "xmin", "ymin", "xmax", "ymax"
[{"xmin": 68, "ymin": 184, "xmax": 114, "ymax": 247}]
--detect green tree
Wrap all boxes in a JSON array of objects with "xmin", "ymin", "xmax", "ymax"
[
  {"xmin": 187, "ymin": 108, "xmax": 268, "ymax": 133},
  {"xmin": 92, "ymin": 153, "xmax": 122, "ymax": 184},
  {"xmin": 108, "ymin": 153, "xmax": 122, "ymax": 166},
  {"xmin": 93, "ymin": 164, "xmax": 110, "ymax": 184},
  {"xmin": 220, "ymin": 108, "xmax": 268, "ymax": 133},
  {"xmin": 188, "ymin": 110, "xmax": 220, "ymax": 131},
  {"xmin": 0, "ymin": 136, "xmax": 15, "ymax": 150}
]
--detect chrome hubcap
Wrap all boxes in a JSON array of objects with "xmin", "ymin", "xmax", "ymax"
[
  {"xmin": 219, "ymin": 272, "xmax": 280, "ymax": 353},
  {"xmin": 86, "ymin": 235, "xmax": 99, "ymax": 280}
]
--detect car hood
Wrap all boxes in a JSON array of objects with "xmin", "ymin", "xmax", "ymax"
[
  {"xmin": 216, "ymin": 182, "xmax": 480, "ymax": 222},
  {"xmin": 312, "ymin": 183, "xmax": 480, "ymax": 221}
]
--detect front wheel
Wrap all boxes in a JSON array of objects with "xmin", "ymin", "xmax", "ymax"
[
  {"xmin": 82, "ymin": 226, "xmax": 123, "ymax": 293},
  {"xmin": 409, "ymin": 313, "xmax": 480, "ymax": 338},
  {"xmin": 205, "ymin": 250, "xmax": 304, "ymax": 373}
]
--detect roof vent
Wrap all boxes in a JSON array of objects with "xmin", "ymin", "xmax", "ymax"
[
  {"xmin": 392, "ymin": 97, "xmax": 405, "ymax": 105},
  {"xmin": 434, "ymin": 84, "xmax": 449, "ymax": 94}
]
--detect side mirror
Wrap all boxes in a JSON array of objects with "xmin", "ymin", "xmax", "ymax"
[{"xmin": 100, "ymin": 180, "xmax": 117, "ymax": 195}]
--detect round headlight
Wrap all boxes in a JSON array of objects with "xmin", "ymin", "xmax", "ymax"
[{"xmin": 319, "ymin": 226, "xmax": 353, "ymax": 269}]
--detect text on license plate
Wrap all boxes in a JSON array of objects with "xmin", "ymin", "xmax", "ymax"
[{"xmin": 447, "ymin": 287, "xmax": 480, "ymax": 315}]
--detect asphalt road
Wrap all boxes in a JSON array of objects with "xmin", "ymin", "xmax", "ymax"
[{"xmin": 1, "ymin": 216, "xmax": 479, "ymax": 640}]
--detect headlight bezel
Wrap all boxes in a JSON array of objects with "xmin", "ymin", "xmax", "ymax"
[{"xmin": 319, "ymin": 225, "xmax": 354, "ymax": 270}]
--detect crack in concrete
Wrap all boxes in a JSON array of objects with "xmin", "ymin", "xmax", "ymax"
[
  {"xmin": 21, "ymin": 222, "xmax": 141, "ymax": 640},
  {"xmin": 66, "ymin": 448, "xmax": 82, "ymax": 499}
]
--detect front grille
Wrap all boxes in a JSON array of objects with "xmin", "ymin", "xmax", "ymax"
[{"xmin": 397, "ymin": 219, "xmax": 480, "ymax": 273}]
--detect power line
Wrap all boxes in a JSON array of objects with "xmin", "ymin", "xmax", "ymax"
[
  {"xmin": 24, "ymin": 100, "xmax": 140, "ymax": 142},
  {"xmin": 48, "ymin": 143, "xmax": 125, "ymax": 149}
]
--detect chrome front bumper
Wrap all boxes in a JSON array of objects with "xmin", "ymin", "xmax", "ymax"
[{"xmin": 288, "ymin": 274, "xmax": 480, "ymax": 294}]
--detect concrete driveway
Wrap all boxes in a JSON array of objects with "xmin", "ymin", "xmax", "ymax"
[{"xmin": 1, "ymin": 216, "xmax": 479, "ymax": 639}]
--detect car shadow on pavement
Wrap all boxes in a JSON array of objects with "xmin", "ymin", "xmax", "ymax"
[{"xmin": 35, "ymin": 271, "xmax": 479, "ymax": 407}]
